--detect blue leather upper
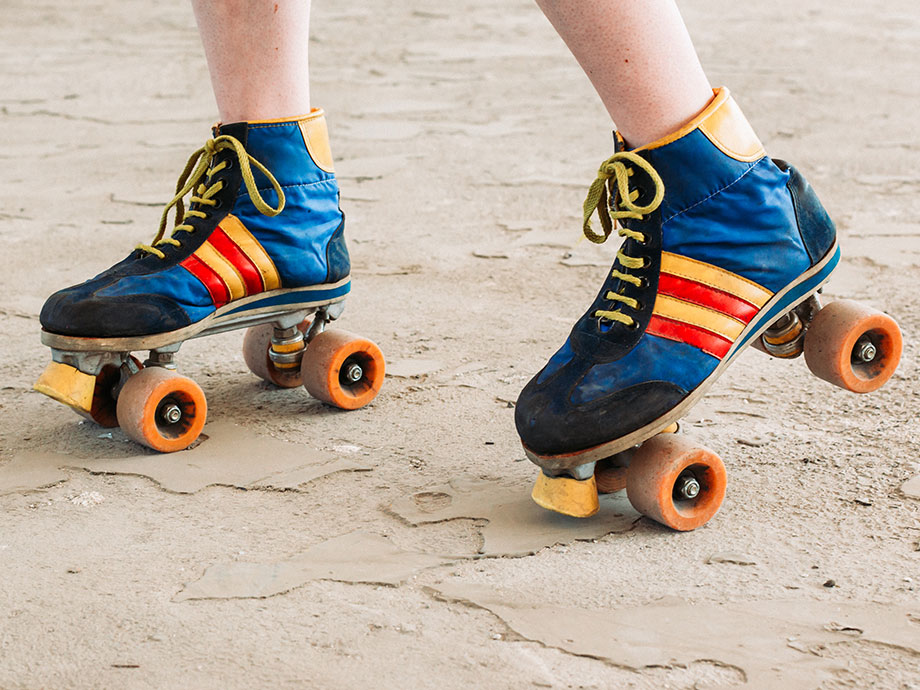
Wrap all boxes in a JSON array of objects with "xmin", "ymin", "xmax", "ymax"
[
  {"xmin": 516, "ymin": 107, "xmax": 838, "ymax": 458},
  {"xmin": 237, "ymin": 121, "xmax": 345, "ymax": 287},
  {"xmin": 781, "ymin": 160, "xmax": 837, "ymax": 264},
  {"xmin": 646, "ymin": 130, "xmax": 812, "ymax": 293},
  {"xmin": 571, "ymin": 333, "xmax": 716, "ymax": 406},
  {"xmin": 93, "ymin": 120, "xmax": 345, "ymax": 321}
]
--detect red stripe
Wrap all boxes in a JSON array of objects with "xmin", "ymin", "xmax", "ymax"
[
  {"xmin": 180, "ymin": 255, "xmax": 230, "ymax": 307},
  {"xmin": 209, "ymin": 227, "xmax": 264, "ymax": 294},
  {"xmin": 647, "ymin": 315, "xmax": 732, "ymax": 359},
  {"xmin": 658, "ymin": 273, "xmax": 758, "ymax": 324}
]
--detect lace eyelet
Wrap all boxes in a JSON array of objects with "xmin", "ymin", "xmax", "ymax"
[
  {"xmin": 639, "ymin": 277, "xmax": 649, "ymax": 289},
  {"xmin": 209, "ymin": 160, "xmax": 232, "ymax": 180},
  {"xmin": 640, "ymin": 256, "xmax": 651, "ymax": 268},
  {"xmin": 595, "ymin": 316, "xmax": 612, "ymax": 333},
  {"xmin": 212, "ymin": 198, "xmax": 223, "ymax": 209},
  {"xmin": 625, "ymin": 319, "xmax": 640, "ymax": 330},
  {"xmin": 634, "ymin": 300, "xmax": 645, "ymax": 311}
]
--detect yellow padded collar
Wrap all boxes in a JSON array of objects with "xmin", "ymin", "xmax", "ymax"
[{"xmin": 632, "ymin": 87, "xmax": 766, "ymax": 162}]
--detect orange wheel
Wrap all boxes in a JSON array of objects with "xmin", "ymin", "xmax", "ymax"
[
  {"xmin": 595, "ymin": 461, "xmax": 628, "ymax": 494},
  {"xmin": 596, "ymin": 423, "xmax": 679, "ymax": 494},
  {"xmin": 242, "ymin": 318, "xmax": 312, "ymax": 388},
  {"xmin": 301, "ymin": 329, "xmax": 385, "ymax": 410},
  {"xmin": 115, "ymin": 367, "xmax": 207, "ymax": 452},
  {"xmin": 803, "ymin": 300, "xmax": 902, "ymax": 393},
  {"xmin": 626, "ymin": 434, "xmax": 726, "ymax": 531}
]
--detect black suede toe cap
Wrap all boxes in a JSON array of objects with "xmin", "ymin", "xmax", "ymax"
[
  {"xmin": 515, "ymin": 362, "xmax": 687, "ymax": 458},
  {"xmin": 40, "ymin": 285, "xmax": 192, "ymax": 338}
]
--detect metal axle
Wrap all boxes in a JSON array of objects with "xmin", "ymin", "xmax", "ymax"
[
  {"xmin": 674, "ymin": 473, "xmax": 701, "ymax": 500},
  {"xmin": 853, "ymin": 338, "xmax": 877, "ymax": 363},
  {"xmin": 159, "ymin": 402, "xmax": 182, "ymax": 425},
  {"xmin": 342, "ymin": 362, "xmax": 364, "ymax": 384}
]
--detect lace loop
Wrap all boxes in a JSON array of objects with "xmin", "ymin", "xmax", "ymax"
[
  {"xmin": 137, "ymin": 135, "xmax": 286, "ymax": 258},
  {"xmin": 582, "ymin": 151, "xmax": 664, "ymax": 244},
  {"xmin": 582, "ymin": 152, "xmax": 665, "ymax": 327}
]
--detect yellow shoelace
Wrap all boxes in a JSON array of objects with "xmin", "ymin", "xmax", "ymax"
[
  {"xmin": 581, "ymin": 151, "xmax": 665, "ymax": 326},
  {"xmin": 138, "ymin": 135, "xmax": 286, "ymax": 259}
]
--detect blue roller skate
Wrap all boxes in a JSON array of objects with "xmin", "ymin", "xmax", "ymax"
[
  {"xmin": 36, "ymin": 111, "xmax": 384, "ymax": 451},
  {"xmin": 515, "ymin": 88, "xmax": 901, "ymax": 528}
]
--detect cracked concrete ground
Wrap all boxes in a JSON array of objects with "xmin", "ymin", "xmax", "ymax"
[{"xmin": 1, "ymin": 0, "xmax": 919, "ymax": 687}]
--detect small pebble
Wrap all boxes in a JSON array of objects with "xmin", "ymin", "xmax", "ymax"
[{"xmin": 823, "ymin": 579, "xmax": 837, "ymax": 588}]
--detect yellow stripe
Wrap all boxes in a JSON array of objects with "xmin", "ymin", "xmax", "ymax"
[
  {"xmin": 660, "ymin": 252, "xmax": 772, "ymax": 307},
  {"xmin": 219, "ymin": 215, "xmax": 281, "ymax": 291},
  {"xmin": 195, "ymin": 242, "xmax": 246, "ymax": 300},
  {"xmin": 654, "ymin": 294, "xmax": 746, "ymax": 341}
]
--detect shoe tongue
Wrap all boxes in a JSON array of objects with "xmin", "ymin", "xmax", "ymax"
[
  {"xmin": 213, "ymin": 121, "xmax": 248, "ymax": 143},
  {"xmin": 204, "ymin": 121, "xmax": 248, "ymax": 187}
]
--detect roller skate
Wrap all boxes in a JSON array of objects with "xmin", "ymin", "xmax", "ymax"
[
  {"xmin": 35, "ymin": 110, "xmax": 385, "ymax": 452},
  {"xmin": 515, "ymin": 88, "xmax": 902, "ymax": 529}
]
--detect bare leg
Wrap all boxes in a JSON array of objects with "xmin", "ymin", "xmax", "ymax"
[
  {"xmin": 535, "ymin": 0, "xmax": 712, "ymax": 147},
  {"xmin": 191, "ymin": 0, "xmax": 312, "ymax": 122}
]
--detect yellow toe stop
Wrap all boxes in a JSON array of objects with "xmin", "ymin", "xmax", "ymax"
[
  {"xmin": 34, "ymin": 361, "xmax": 96, "ymax": 414},
  {"xmin": 532, "ymin": 472, "xmax": 599, "ymax": 518}
]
